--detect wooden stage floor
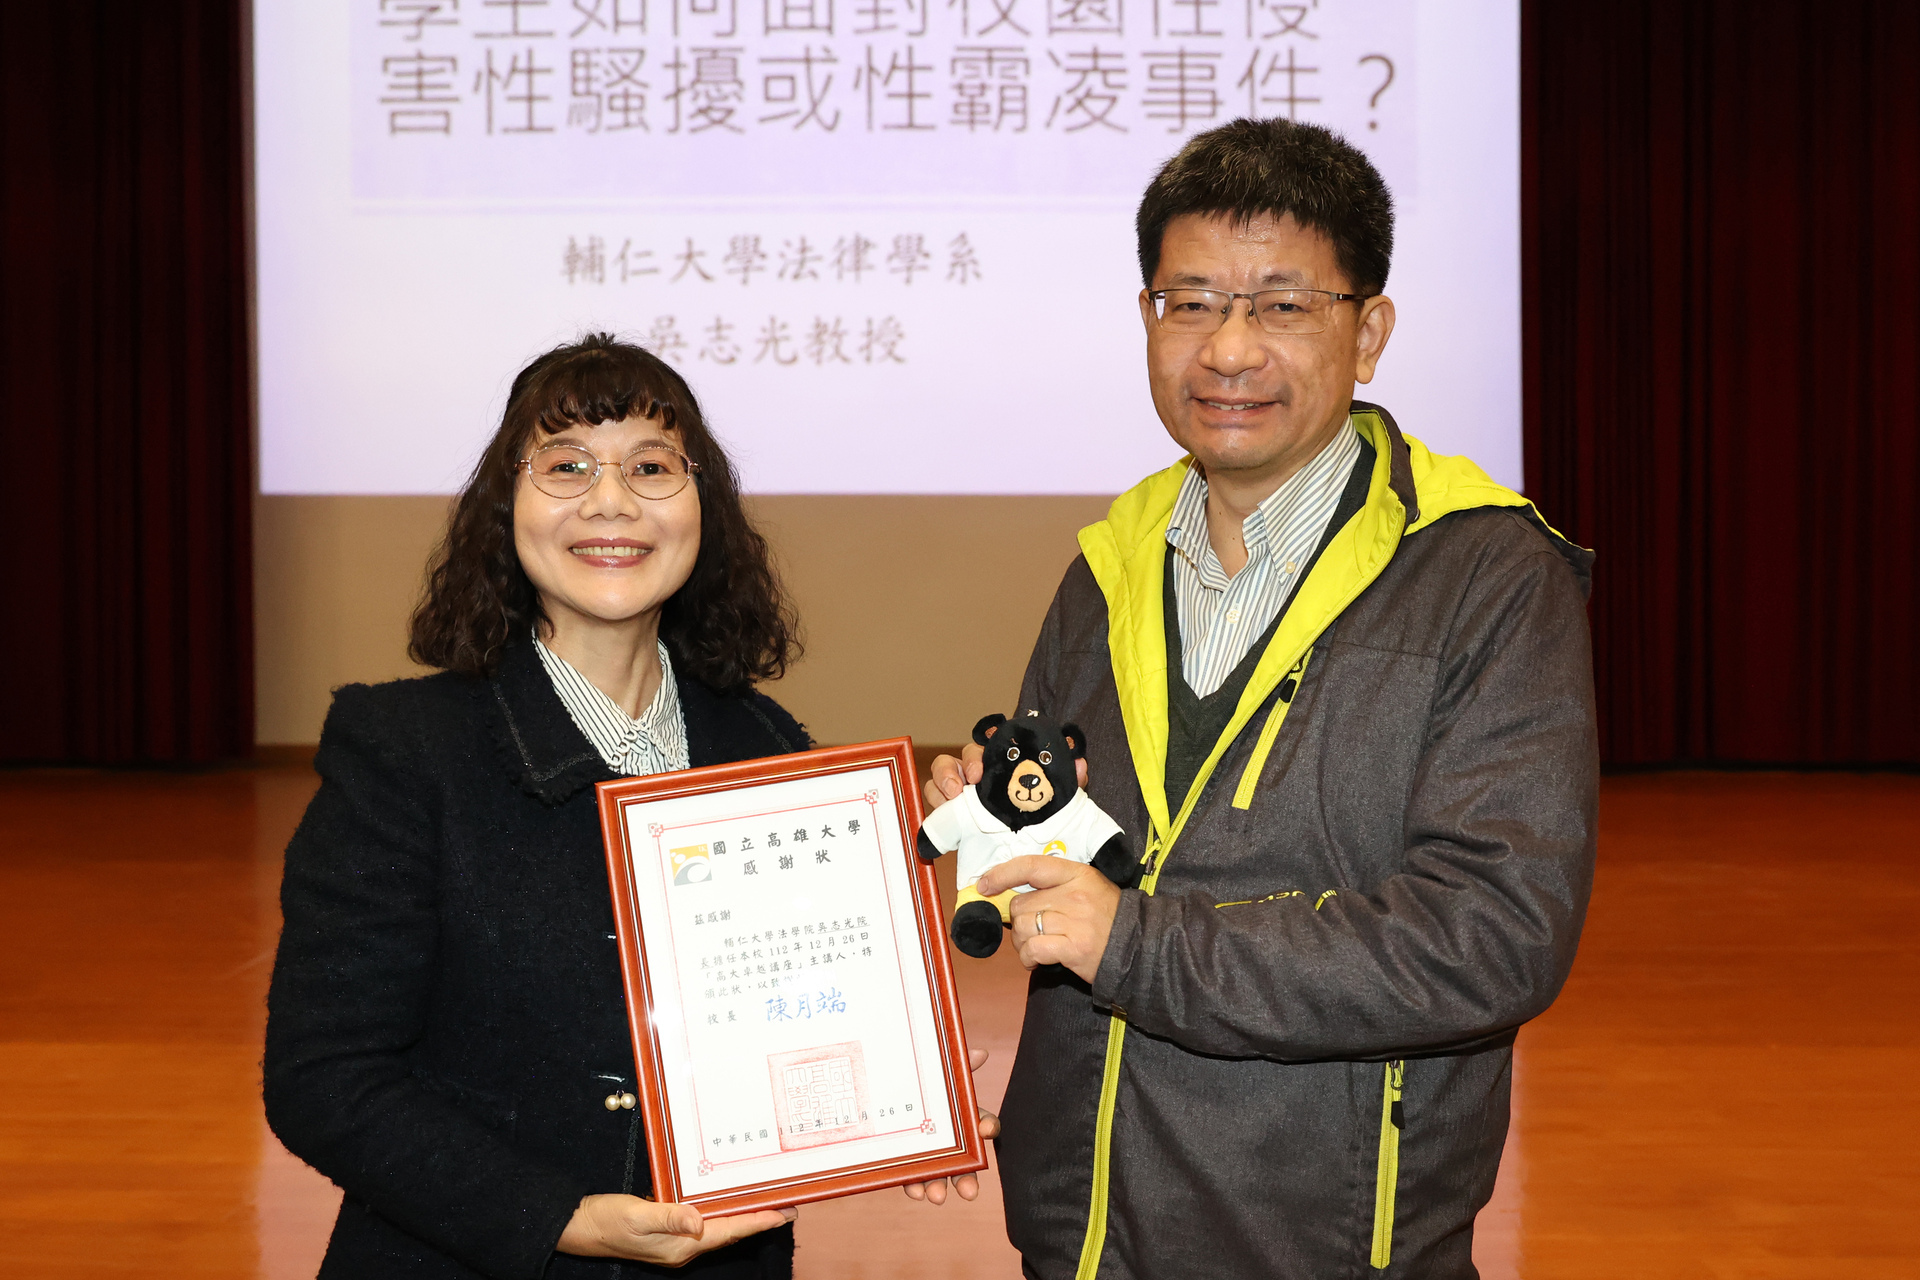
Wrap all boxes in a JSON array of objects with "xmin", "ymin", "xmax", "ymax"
[{"xmin": 1, "ymin": 767, "xmax": 1915, "ymax": 1278}]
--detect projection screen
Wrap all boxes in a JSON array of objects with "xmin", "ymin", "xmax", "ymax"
[{"xmin": 254, "ymin": 0, "xmax": 1519, "ymax": 494}]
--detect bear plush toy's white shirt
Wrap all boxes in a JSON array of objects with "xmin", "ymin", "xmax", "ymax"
[{"xmin": 921, "ymin": 787, "xmax": 1125, "ymax": 894}]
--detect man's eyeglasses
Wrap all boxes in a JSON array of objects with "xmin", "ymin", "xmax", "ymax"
[
  {"xmin": 1148, "ymin": 287, "xmax": 1368, "ymax": 336},
  {"xmin": 516, "ymin": 444, "xmax": 700, "ymax": 500}
]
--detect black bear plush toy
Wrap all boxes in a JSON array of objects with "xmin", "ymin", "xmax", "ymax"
[{"xmin": 916, "ymin": 711, "xmax": 1139, "ymax": 958}]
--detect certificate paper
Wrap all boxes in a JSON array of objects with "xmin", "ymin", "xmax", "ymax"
[{"xmin": 597, "ymin": 739, "xmax": 985, "ymax": 1215}]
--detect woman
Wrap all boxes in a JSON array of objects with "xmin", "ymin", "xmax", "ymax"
[{"xmin": 265, "ymin": 334, "xmax": 807, "ymax": 1278}]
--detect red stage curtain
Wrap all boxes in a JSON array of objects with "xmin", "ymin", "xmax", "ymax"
[
  {"xmin": 0, "ymin": 1, "xmax": 252, "ymax": 763},
  {"xmin": 1523, "ymin": 0, "xmax": 1920, "ymax": 765}
]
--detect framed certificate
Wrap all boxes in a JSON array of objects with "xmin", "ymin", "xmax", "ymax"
[{"xmin": 596, "ymin": 738, "xmax": 987, "ymax": 1216}]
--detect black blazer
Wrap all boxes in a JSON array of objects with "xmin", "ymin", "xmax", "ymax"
[{"xmin": 264, "ymin": 640, "xmax": 810, "ymax": 1280}]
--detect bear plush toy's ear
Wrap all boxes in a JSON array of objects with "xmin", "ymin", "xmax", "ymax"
[
  {"xmin": 972, "ymin": 713, "xmax": 1008, "ymax": 745},
  {"xmin": 1060, "ymin": 722, "xmax": 1088, "ymax": 758}
]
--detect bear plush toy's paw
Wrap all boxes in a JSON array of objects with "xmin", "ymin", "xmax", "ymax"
[
  {"xmin": 914, "ymin": 829, "xmax": 945, "ymax": 864},
  {"xmin": 1090, "ymin": 832, "xmax": 1140, "ymax": 889},
  {"xmin": 950, "ymin": 900, "xmax": 1005, "ymax": 958}
]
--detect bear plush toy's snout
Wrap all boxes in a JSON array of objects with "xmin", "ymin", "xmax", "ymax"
[
  {"xmin": 916, "ymin": 710, "xmax": 1137, "ymax": 959},
  {"xmin": 1008, "ymin": 762, "xmax": 1052, "ymax": 811}
]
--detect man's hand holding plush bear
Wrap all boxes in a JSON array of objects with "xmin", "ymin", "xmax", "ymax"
[
  {"xmin": 926, "ymin": 724, "xmax": 1121, "ymax": 978},
  {"xmin": 976, "ymin": 855, "xmax": 1121, "ymax": 983},
  {"xmin": 917, "ymin": 711, "xmax": 1137, "ymax": 960}
]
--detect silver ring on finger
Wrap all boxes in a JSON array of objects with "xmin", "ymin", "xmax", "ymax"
[{"xmin": 1035, "ymin": 910, "xmax": 1046, "ymax": 935}]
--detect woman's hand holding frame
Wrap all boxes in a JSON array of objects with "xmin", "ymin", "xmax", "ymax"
[{"xmin": 558, "ymin": 1194, "xmax": 798, "ymax": 1265}]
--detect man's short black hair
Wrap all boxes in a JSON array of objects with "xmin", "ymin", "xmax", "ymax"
[{"xmin": 1136, "ymin": 117, "xmax": 1394, "ymax": 295}]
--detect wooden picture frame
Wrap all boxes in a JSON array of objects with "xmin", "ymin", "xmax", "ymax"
[{"xmin": 597, "ymin": 738, "xmax": 986, "ymax": 1216}]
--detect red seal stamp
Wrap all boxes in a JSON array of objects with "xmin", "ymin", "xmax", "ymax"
[{"xmin": 767, "ymin": 1041, "xmax": 873, "ymax": 1152}]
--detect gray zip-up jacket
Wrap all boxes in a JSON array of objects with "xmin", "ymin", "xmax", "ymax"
[{"xmin": 995, "ymin": 405, "xmax": 1598, "ymax": 1279}]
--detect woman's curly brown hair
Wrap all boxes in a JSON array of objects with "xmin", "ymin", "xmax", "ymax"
[{"xmin": 408, "ymin": 333, "xmax": 800, "ymax": 691}]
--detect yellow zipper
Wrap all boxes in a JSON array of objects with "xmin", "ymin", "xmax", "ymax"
[
  {"xmin": 1230, "ymin": 649, "xmax": 1312, "ymax": 809},
  {"xmin": 1072, "ymin": 1016, "xmax": 1130, "ymax": 1280},
  {"xmin": 1072, "ymin": 831, "xmax": 1164, "ymax": 1280},
  {"xmin": 1370, "ymin": 1060, "xmax": 1405, "ymax": 1270}
]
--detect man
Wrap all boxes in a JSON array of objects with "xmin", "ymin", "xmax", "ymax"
[{"xmin": 920, "ymin": 119, "xmax": 1597, "ymax": 1277}]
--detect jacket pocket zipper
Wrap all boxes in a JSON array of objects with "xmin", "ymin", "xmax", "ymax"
[{"xmin": 1370, "ymin": 1059, "xmax": 1404, "ymax": 1270}]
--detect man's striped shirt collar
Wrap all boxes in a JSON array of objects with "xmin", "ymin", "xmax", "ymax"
[{"xmin": 1165, "ymin": 420, "xmax": 1362, "ymax": 698}]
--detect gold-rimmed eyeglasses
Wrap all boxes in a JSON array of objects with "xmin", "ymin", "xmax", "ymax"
[
  {"xmin": 516, "ymin": 443, "xmax": 701, "ymax": 501},
  {"xmin": 1148, "ymin": 287, "xmax": 1368, "ymax": 336}
]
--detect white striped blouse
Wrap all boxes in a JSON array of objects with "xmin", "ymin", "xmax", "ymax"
[
  {"xmin": 533, "ymin": 634, "xmax": 691, "ymax": 777},
  {"xmin": 1165, "ymin": 421, "xmax": 1363, "ymax": 698}
]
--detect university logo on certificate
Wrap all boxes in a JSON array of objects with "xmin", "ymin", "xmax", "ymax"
[{"xmin": 597, "ymin": 739, "xmax": 985, "ymax": 1214}]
